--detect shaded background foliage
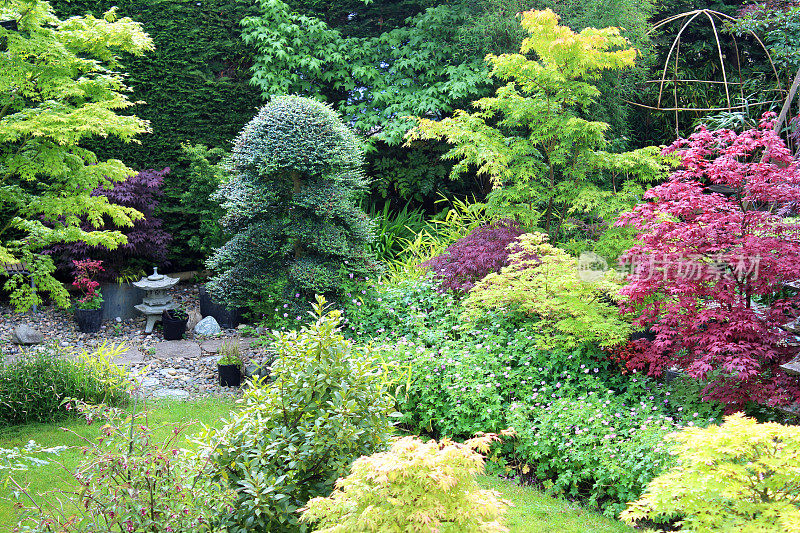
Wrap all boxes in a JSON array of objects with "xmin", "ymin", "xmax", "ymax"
[
  {"xmin": 45, "ymin": 169, "xmax": 172, "ymax": 283},
  {"xmin": 54, "ymin": 0, "xmax": 264, "ymax": 270},
  {"xmin": 49, "ymin": 0, "xmax": 798, "ymax": 274}
]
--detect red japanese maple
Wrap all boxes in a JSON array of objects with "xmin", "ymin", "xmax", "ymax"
[{"xmin": 616, "ymin": 113, "xmax": 800, "ymax": 409}]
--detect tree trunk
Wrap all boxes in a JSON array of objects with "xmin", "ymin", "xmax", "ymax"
[
  {"xmin": 289, "ymin": 170, "xmax": 303, "ymax": 259},
  {"xmin": 773, "ymin": 66, "xmax": 800, "ymax": 136}
]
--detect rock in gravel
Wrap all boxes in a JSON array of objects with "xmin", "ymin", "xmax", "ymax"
[
  {"xmin": 187, "ymin": 309, "xmax": 202, "ymax": 331},
  {"xmin": 11, "ymin": 325, "xmax": 45, "ymax": 345},
  {"xmin": 152, "ymin": 388, "xmax": 190, "ymax": 399},
  {"xmin": 194, "ymin": 316, "xmax": 221, "ymax": 336}
]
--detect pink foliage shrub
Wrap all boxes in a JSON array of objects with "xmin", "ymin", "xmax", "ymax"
[
  {"xmin": 72, "ymin": 259, "xmax": 104, "ymax": 308},
  {"xmin": 616, "ymin": 113, "xmax": 800, "ymax": 409},
  {"xmin": 421, "ymin": 220, "xmax": 524, "ymax": 292}
]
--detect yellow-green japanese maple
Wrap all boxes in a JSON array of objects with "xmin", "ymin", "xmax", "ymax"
[
  {"xmin": 301, "ymin": 432, "xmax": 512, "ymax": 533},
  {"xmin": 0, "ymin": 0, "xmax": 152, "ymax": 310},
  {"xmin": 621, "ymin": 413, "xmax": 800, "ymax": 532},
  {"xmin": 463, "ymin": 232, "xmax": 631, "ymax": 349},
  {"xmin": 406, "ymin": 9, "xmax": 665, "ymax": 238}
]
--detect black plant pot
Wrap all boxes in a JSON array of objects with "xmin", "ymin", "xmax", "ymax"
[
  {"xmin": 218, "ymin": 364, "xmax": 242, "ymax": 387},
  {"xmin": 162, "ymin": 310, "xmax": 188, "ymax": 341},
  {"xmin": 199, "ymin": 285, "xmax": 242, "ymax": 329},
  {"xmin": 75, "ymin": 306, "xmax": 103, "ymax": 333}
]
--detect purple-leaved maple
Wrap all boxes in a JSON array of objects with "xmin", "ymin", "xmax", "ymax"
[
  {"xmin": 421, "ymin": 220, "xmax": 523, "ymax": 293},
  {"xmin": 616, "ymin": 113, "xmax": 800, "ymax": 409},
  {"xmin": 47, "ymin": 169, "xmax": 172, "ymax": 282}
]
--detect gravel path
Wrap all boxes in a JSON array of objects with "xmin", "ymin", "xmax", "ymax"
[{"xmin": 0, "ymin": 282, "xmax": 273, "ymax": 399}]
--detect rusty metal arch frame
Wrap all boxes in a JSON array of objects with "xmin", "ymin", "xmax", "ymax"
[{"xmin": 628, "ymin": 9, "xmax": 786, "ymax": 134}]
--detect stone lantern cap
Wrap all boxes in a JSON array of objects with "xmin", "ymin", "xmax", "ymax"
[{"xmin": 133, "ymin": 267, "xmax": 180, "ymax": 291}]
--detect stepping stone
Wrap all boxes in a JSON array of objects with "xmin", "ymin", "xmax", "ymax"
[
  {"xmin": 200, "ymin": 337, "xmax": 259, "ymax": 354},
  {"xmin": 151, "ymin": 388, "xmax": 190, "ymax": 399},
  {"xmin": 153, "ymin": 340, "xmax": 201, "ymax": 360},
  {"xmin": 136, "ymin": 376, "xmax": 160, "ymax": 388},
  {"xmin": 113, "ymin": 347, "xmax": 146, "ymax": 366}
]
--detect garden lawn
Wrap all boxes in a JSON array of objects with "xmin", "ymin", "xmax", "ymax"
[
  {"xmin": 479, "ymin": 475, "xmax": 636, "ymax": 533},
  {"xmin": 1, "ymin": 397, "xmax": 635, "ymax": 533},
  {"xmin": 0, "ymin": 396, "xmax": 239, "ymax": 531}
]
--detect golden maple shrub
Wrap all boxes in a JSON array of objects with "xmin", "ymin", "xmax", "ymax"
[
  {"xmin": 300, "ymin": 432, "xmax": 512, "ymax": 532},
  {"xmin": 621, "ymin": 413, "xmax": 800, "ymax": 532}
]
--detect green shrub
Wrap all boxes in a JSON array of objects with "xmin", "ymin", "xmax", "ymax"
[
  {"xmin": 301, "ymin": 433, "xmax": 512, "ymax": 533},
  {"xmin": 171, "ymin": 143, "xmax": 229, "ymax": 260},
  {"xmin": 622, "ymin": 413, "xmax": 800, "ymax": 532},
  {"xmin": 342, "ymin": 273, "xmax": 461, "ymax": 344},
  {"xmin": 380, "ymin": 313, "xmax": 660, "ymax": 439},
  {"xmin": 508, "ymin": 393, "xmax": 680, "ymax": 517},
  {"xmin": 0, "ymin": 343, "xmax": 132, "ymax": 425},
  {"xmin": 206, "ymin": 96, "xmax": 380, "ymax": 315},
  {"xmin": 662, "ymin": 374, "xmax": 724, "ymax": 423},
  {"xmin": 365, "ymin": 201, "xmax": 426, "ymax": 265},
  {"xmin": 197, "ymin": 296, "xmax": 397, "ymax": 533}
]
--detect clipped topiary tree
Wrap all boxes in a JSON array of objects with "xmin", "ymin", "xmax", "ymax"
[{"xmin": 206, "ymin": 96, "xmax": 379, "ymax": 315}]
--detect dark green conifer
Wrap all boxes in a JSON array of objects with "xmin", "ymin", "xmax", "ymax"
[{"xmin": 207, "ymin": 96, "xmax": 378, "ymax": 313}]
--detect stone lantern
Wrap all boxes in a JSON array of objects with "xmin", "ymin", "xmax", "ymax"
[{"xmin": 133, "ymin": 267, "xmax": 179, "ymax": 333}]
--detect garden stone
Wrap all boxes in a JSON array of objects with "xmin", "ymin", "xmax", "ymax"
[
  {"xmin": 11, "ymin": 325, "xmax": 44, "ymax": 345},
  {"xmin": 195, "ymin": 316, "xmax": 221, "ymax": 336},
  {"xmin": 151, "ymin": 388, "xmax": 190, "ymax": 399},
  {"xmin": 113, "ymin": 347, "xmax": 146, "ymax": 366},
  {"xmin": 186, "ymin": 309, "xmax": 202, "ymax": 331},
  {"xmin": 153, "ymin": 340, "xmax": 201, "ymax": 360}
]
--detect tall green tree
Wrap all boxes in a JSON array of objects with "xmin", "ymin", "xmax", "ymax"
[
  {"xmin": 243, "ymin": 0, "xmax": 656, "ymax": 204},
  {"xmin": 406, "ymin": 9, "xmax": 666, "ymax": 241},
  {"xmin": 0, "ymin": 0, "xmax": 152, "ymax": 310}
]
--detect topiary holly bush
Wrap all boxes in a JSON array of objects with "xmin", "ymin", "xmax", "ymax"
[{"xmin": 206, "ymin": 96, "xmax": 379, "ymax": 316}]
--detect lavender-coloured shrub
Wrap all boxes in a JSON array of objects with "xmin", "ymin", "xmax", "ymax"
[
  {"xmin": 47, "ymin": 168, "xmax": 172, "ymax": 282},
  {"xmin": 420, "ymin": 219, "xmax": 523, "ymax": 292}
]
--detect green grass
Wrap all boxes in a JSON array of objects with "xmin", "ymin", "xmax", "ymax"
[
  {"xmin": 0, "ymin": 396, "xmax": 239, "ymax": 531},
  {"xmin": 479, "ymin": 475, "xmax": 636, "ymax": 533},
  {"xmin": 1, "ymin": 398, "xmax": 635, "ymax": 532}
]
